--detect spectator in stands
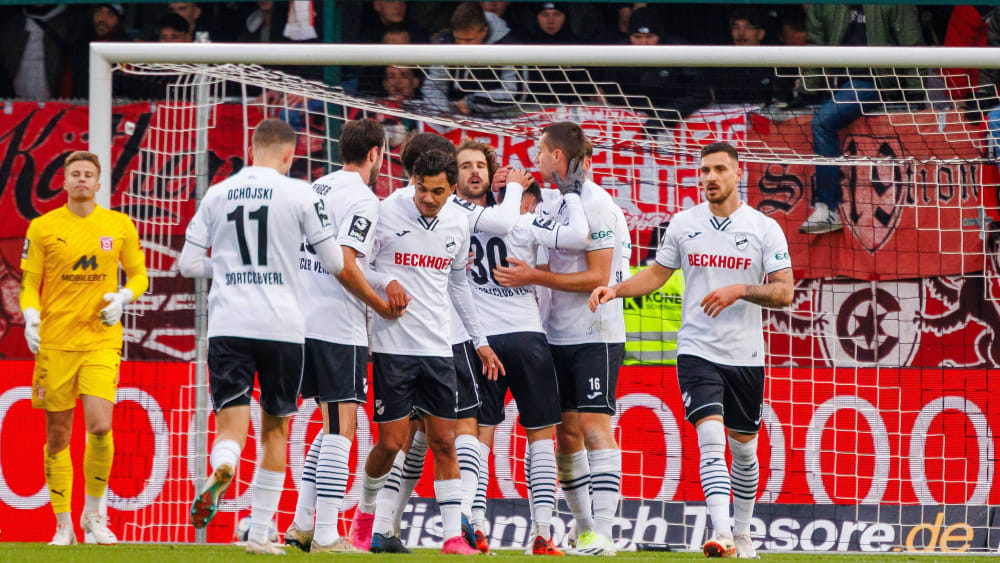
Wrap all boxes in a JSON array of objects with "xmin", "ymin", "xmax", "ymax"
[
  {"xmin": 977, "ymin": 9, "xmax": 1000, "ymax": 174},
  {"xmin": 595, "ymin": 3, "xmax": 639, "ymax": 44},
  {"xmin": 600, "ymin": 8, "xmax": 711, "ymax": 126},
  {"xmin": 527, "ymin": 2, "xmax": 579, "ymax": 44},
  {"xmin": 421, "ymin": 2, "xmax": 521, "ymax": 116},
  {"xmin": 798, "ymin": 4, "xmax": 923, "ymax": 235},
  {"xmin": 710, "ymin": 8, "xmax": 790, "ymax": 106},
  {"xmin": 167, "ymin": 2, "xmax": 206, "ymax": 38},
  {"xmin": 241, "ymin": 1, "xmax": 274, "ymax": 42},
  {"xmin": 384, "ymin": 65, "xmax": 420, "ymax": 101},
  {"xmin": 0, "ymin": 5, "xmax": 80, "ymax": 99},
  {"xmin": 69, "ymin": 4, "xmax": 129, "ymax": 99},
  {"xmin": 361, "ymin": 1, "xmax": 428, "ymax": 44},
  {"xmin": 158, "ymin": 13, "xmax": 192, "ymax": 42},
  {"xmin": 778, "ymin": 7, "xmax": 807, "ymax": 46},
  {"xmin": 481, "ymin": 1, "xmax": 513, "ymax": 43}
]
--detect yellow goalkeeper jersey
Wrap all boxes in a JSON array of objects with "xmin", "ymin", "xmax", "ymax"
[{"xmin": 21, "ymin": 205, "xmax": 146, "ymax": 351}]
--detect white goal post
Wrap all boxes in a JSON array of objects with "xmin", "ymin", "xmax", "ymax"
[{"xmin": 87, "ymin": 41, "xmax": 1000, "ymax": 552}]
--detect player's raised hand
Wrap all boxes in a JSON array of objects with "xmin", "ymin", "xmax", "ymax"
[
  {"xmin": 506, "ymin": 168, "xmax": 534, "ymax": 188},
  {"xmin": 491, "ymin": 167, "xmax": 510, "ymax": 193},
  {"xmin": 552, "ymin": 158, "xmax": 584, "ymax": 196},
  {"xmin": 385, "ymin": 280, "xmax": 410, "ymax": 315},
  {"xmin": 589, "ymin": 286, "xmax": 617, "ymax": 312},
  {"xmin": 22, "ymin": 308, "xmax": 40, "ymax": 354},
  {"xmin": 493, "ymin": 257, "xmax": 535, "ymax": 287},
  {"xmin": 476, "ymin": 345, "xmax": 505, "ymax": 381},
  {"xmin": 700, "ymin": 284, "xmax": 744, "ymax": 318}
]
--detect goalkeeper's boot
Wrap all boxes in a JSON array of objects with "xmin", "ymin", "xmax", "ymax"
[
  {"xmin": 703, "ymin": 534, "xmax": 737, "ymax": 558},
  {"xmin": 734, "ymin": 535, "xmax": 758, "ymax": 559},
  {"xmin": 313, "ymin": 536, "xmax": 364, "ymax": 553},
  {"xmin": 568, "ymin": 530, "xmax": 615, "ymax": 556},
  {"xmin": 80, "ymin": 511, "xmax": 118, "ymax": 545},
  {"xmin": 531, "ymin": 535, "xmax": 565, "ymax": 556},
  {"xmin": 48, "ymin": 520, "xmax": 78, "ymax": 546},
  {"xmin": 282, "ymin": 522, "xmax": 313, "ymax": 552},
  {"xmin": 474, "ymin": 529, "xmax": 490, "ymax": 554},
  {"xmin": 369, "ymin": 532, "xmax": 411, "ymax": 553},
  {"xmin": 245, "ymin": 538, "xmax": 286, "ymax": 555},
  {"xmin": 190, "ymin": 463, "xmax": 234, "ymax": 529},
  {"xmin": 348, "ymin": 509, "xmax": 374, "ymax": 551}
]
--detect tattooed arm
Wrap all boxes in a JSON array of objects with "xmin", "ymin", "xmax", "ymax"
[{"xmin": 700, "ymin": 267, "xmax": 794, "ymax": 318}]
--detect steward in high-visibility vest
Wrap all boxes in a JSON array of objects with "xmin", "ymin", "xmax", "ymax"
[{"xmin": 622, "ymin": 266, "xmax": 683, "ymax": 365}]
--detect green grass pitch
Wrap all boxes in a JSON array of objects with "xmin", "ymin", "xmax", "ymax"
[{"xmin": 1, "ymin": 543, "xmax": 990, "ymax": 562}]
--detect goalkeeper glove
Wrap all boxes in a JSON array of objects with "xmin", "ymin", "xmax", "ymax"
[
  {"xmin": 99, "ymin": 289, "xmax": 134, "ymax": 327},
  {"xmin": 552, "ymin": 158, "xmax": 585, "ymax": 196},
  {"xmin": 22, "ymin": 308, "xmax": 40, "ymax": 354}
]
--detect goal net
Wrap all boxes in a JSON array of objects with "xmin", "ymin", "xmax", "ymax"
[{"xmin": 91, "ymin": 43, "xmax": 999, "ymax": 553}]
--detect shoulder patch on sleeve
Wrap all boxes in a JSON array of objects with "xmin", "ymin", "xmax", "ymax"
[
  {"xmin": 314, "ymin": 200, "xmax": 331, "ymax": 229},
  {"xmin": 451, "ymin": 196, "xmax": 478, "ymax": 212},
  {"xmin": 532, "ymin": 215, "xmax": 557, "ymax": 231},
  {"xmin": 21, "ymin": 238, "xmax": 29, "ymax": 260},
  {"xmin": 348, "ymin": 214, "xmax": 373, "ymax": 242}
]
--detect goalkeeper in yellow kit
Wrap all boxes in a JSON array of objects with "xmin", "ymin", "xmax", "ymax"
[{"xmin": 19, "ymin": 151, "xmax": 148, "ymax": 546}]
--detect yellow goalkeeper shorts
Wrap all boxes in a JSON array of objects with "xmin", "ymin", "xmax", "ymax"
[{"xmin": 32, "ymin": 348, "xmax": 121, "ymax": 411}]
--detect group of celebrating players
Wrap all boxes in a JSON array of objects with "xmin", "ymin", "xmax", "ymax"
[{"xmin": 23, "ymin": 115, "xmax": 793, "ymax": 558}]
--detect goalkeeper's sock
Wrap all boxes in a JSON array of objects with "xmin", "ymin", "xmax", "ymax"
[
  {"xmin": 455, "ymin": 434, "xmax": 481, "ymax": 516},
  {"xmin": 588, "ymin": 448, "xmax": 621, "ymax": 540},
  {"xmin": 314, "ymin": 433, "xmax": 352, "ymax": 545},
  {"xmin": 557, "ymin": 449, "xmax": 594, "ymax": 534},
  {"xmin": 292, "ymin": 432, "xmax": 323, "ymax": 531},
  {"xmin": 249, "ymin": 468, "xmax": 284, "ymax": 544},
  {"xmin": 697, "ymin": 419, "xmax": 733, "ymax": 539},
  {"xmin": 472, "ymin": 441, "xmax": 490, "ymax": 531},
  {"xmin": 729, "ymin": 434, "xmax": 759, "ymax": 537},
  {"xmin": 392, "ymin": 431, "xmax": 428, "ymax": 533},
  {"xmin": 373, "ymin": 451, "xmax": 405, "ymax": 536},
  {"xmin": 209, "ymin": 439, "xmax": 241, "ymax": 473},
  {"xmin": 44, "ymin": 445, "xmax": 73, "ymax": 516},
  {"xmin": 83, "ymin": 431, "xmax": 114, "ymax": 502}
]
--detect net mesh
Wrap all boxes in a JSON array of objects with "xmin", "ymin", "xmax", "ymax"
[{"xmin": 109, "ymin": 59, "xmax": 1000, "ymax": 551}]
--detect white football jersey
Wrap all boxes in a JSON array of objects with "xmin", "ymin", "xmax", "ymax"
[
  {"xmin": 185, "ymin": 166, "xmax": 335, "ymax": 342},
  {"xmin": 300, "ymin": 170, "xmax": 379, "ymax": 346},
  {"xmin": 543, "ymin": 181, "xmax": 628, "ymax": 345},
  {"xmin": 656, "ymin": 202, "xmax": 792, "ymax": 366},
  {"xmin": 369, "ymin": 194, "xmax": 471, "ymax": 357}
]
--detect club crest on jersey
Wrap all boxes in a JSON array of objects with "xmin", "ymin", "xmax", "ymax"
[
  {"xmin": 445, "ymin": 236, "xmax": 456, "ymax": 253},
  {"xmin": 734, "ymin": 233, "xmax": 749, "ymax": 251},
  {"xmin": 100, "ymin": 236, "xmax": 113, "ymax": 252},
  {"xmin": 348, "ymin": 215, "xmax": 372, "ymax": 242}
]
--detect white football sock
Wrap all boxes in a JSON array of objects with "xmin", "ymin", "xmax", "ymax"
[
  {"xmin": 314, "ymin": 433, "xmax": 352, "ymax": 546},
  {"xmin": 434, "ymin": 479, "xmax": 463, "ymax": 541},
  {"xmin": 528, "ymin": 439, "xmax": 557, "ymax": 540},
  {"xmin": 472, "ymin": 441, "xmax": 490, "ymax": 531},
  {"xmin": 358, "ymin": 468, "xmax": 390, "ymax": 515},
  {"xmin": 697, "ymin": 420, "xmax": 732, "ymax": 539},
  {"xmin": 373, "ymin": 450, "xmax": 405, "ymax": 536},
  {"xmin": 729, "ymin": 434, "xmax": 759, "ymax": 537},
  {"xmin": 557, "ymin": 450, "xmax": 594, "ymax": 534},
  {"xmin": 292, "ymin": 432, "xmax": 323, "ymax": 530},
  {"xmin": 209, "ymin": 439, "xmax": 240, "ymax": 473},
  {"xmin": 391, "ymin": 430, "xmax": 428, "ymax": 533},
  {"xmin": 588, "ymin": 448, "xmax": 621, "ymax": 539},
  {"xmin": 249, "ymin": 469, "xmax": 284, "ymax": 544},
  {"xmin": 455, "ymin": 434, "xmax": 481, "ymax": 516}
]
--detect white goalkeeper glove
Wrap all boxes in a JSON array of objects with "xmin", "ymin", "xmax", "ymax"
[
  {"xmin": 99, "ymin": 289, "xmax": 134, "ymax": 327},
  {"xmin": 22, "ymin": 308, "xmax": 40, "ymax": 354}
]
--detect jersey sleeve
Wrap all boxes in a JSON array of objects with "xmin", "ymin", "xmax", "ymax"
[
  {"xmin": 762, "ymin": 218, "xmax": 792, "ymax": 274},
  {"xmin": 20, "ymin": 220, "xmax": 44, "ymax": 274},
  {"xmin": 337, "ymin": 196, "xmax": 379, "ymax": 257},
  {"xmin": 301, "ymin": 191, "xmax": 337, "ymax": 246},
  {"xmin": 584, "ymin": 198, "xmax": 617, "ymax": 252},
  {"xmin": 451, "ymin": 222, "xmax": 471, "ymax": 272},
  {"xmin": 184, "ymin": 192, "xmax": 213, "ymax": 249},
  {"xmin": 655, "ymin": 220, "xmax": 681, "ymax": 269},
  {"xmin": 120, "ymin": 216, "xmax": 146, "ymax": 271}
]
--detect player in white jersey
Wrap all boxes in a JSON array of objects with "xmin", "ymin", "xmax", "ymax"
[
  {"xmin": 372, "ymin": 139, "xmax": 524, "ymax": 553},
  {"xmin": 590, "ymin": 142, "xmax": 794, "ymax": 559},
  {"xmin": 282, "ymin": 119, "xmax": 401, "ymax": 553},
  {"xmin": 179, "ymin": 119, "xmax": 345, "ymax": 555},
  {"xmin": 351, "ymin": 150, "xmax": 503, "ymax": 556},
  {"xmin": 494, "ymin": 122, "xmax": 628, "ymax": 556}
]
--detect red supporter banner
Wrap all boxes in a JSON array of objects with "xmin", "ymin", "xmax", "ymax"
[
  {"xmin": 745, "ymin": 110, "xmax": 994, "ymax": 281},
  {"xmin": 0, "ymin": 361, "xmax": 997, "ymax": 543}
]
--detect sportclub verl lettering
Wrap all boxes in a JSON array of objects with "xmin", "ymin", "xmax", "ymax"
[
  {"xmin": 688, "ymin": 253, "xmax": 752, "ymax": 270},
  {"xmin": 394, "ymin": 252, "xmax": 453, "ymax": 270}
]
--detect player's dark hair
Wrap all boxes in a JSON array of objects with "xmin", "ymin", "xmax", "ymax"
[
  {"xmin": 158, "ymin": 12, "xmax": 190, "ymax": 34},
  {"xmin": 450, "ymin": 2, "xmax": 487, "ymax": 32},
  {"xmin": 340, "ymin": 119, "xmax": 385, "ymax": 165},
  {"xmin": 252, "ymin": 118, "xmax": 297, "ymax": 149},
  {"xmin": 541, "ymin": 121, "xmax": 587, "ymax": 164},
  {"xmin": 521, "ymin": 176, "xmax": 542, "ymax": 202},
  {"xmin": 401, "ymin": 133, "xmax": 455, "ymax": 176},
  {"xmin": 456, "ymin": 137, "xmax": 499, "ymax": 185},
  {"xmin": 64, "ymin": 151, "xmax": 101, "ymax": 174},
  {"xmin": 701, "ymin": 141, "xmax": 740, "ymax": 162},
  {"xmin": 413, "ymin": 150, "xmax": 458, "ymax": 186}
]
